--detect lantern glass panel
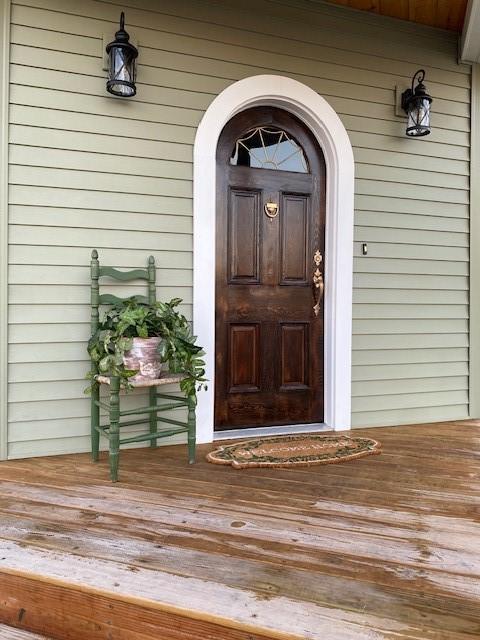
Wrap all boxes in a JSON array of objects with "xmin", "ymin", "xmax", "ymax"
[
  {"xmin": 406, "ymin": 98, "xmax": 431, "ymax": 137},
  {"xmin": 108, "ymin": 47, "xmax": 136, "ymax": 97}
]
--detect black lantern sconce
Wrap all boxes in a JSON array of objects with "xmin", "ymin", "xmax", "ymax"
[
  {"xmin": 401, "ymin": 69, "xmax": 433, "ymax": 137},
  {"xmin": 106, "ymin": 12, "xmax": 138, "ymax": 97}
]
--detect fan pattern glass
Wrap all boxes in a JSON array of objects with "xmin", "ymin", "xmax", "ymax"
[{"xmin": 230, "ymin": 127, "xmax": 308, "ymax": 173}]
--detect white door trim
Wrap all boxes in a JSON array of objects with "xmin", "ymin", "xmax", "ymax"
[{"xmin": 193, "ymin": 74, "xmax": 354, "ymax": 443}]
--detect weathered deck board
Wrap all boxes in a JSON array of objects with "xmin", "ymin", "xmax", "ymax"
[
  {"xmin": 0, "ymin": 625, "xmax": 51, "ymax": 639},
  {"xmin": 0, "ymin": 421, "xmax": 479, "ymax": 639}
]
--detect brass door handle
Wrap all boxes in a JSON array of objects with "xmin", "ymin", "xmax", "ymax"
[{"xmin": 313, "ymin": 250, "xmax": 324, "ymax": 317}]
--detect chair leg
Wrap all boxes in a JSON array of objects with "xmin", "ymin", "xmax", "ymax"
[
  {"xmin": 109, "ymin": 376, "xmax": 121, "ymax": 482},
  {"xmin": 187, "ymin": 394, "xmax": 196, "ymax": 464},
  {"xmin": 149, "ymin": 387, "xmax": 157, "ymax": 448},
  {"xmin": 91, "ymin": 381, "xmax": 100, "ymax": 462}
]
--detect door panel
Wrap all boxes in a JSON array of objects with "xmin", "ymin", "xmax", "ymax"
[
  {"xmin": 280, "ymin": 194, "xmax": 309, "ymax": 285},
  {"xmin": 280, "ymin": 323, "xmax": 309, "ymax": 390},
  {"xmin": 228, "ymin": 323, "xmax": 260, "ymax": 392},
  {"xmin": 215, "ymin": 107, "xmax": 326, "ymax": 430},
  {"xmin": 228, "ymin": 190, "xmax": 261, "ymax": 284}
]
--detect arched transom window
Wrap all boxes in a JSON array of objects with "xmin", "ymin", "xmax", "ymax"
[{"xmin": 230, "ymin": 126, "xmax": 309, "ymax": 173}]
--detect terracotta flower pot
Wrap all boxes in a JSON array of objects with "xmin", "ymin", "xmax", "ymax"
[{"xmin": 123, "ymin": 337, "xmax": 163, "ymax": 382}]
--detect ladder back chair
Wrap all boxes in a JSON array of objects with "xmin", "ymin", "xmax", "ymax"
[{"xmin": 90, "ymin": 249, "xmax": 196, "ymax": 482}]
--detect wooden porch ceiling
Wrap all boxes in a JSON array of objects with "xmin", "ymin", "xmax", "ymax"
[
  {"xmin": 325, "ymin": 0, "xmax": 468, "ymax": 32},
  {"xmin": 0, "ymin": 421, "xmax": 479, "ymax": 639}
]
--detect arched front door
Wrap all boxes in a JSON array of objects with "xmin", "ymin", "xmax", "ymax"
[{"xmin": 215, "ymin": 107, "xmax": 326, "ymax": 431}]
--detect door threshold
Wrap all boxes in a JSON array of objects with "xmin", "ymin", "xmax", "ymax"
[{"xmin": 213, "ymin": 422, "xmax": 330, "ymax": 441}]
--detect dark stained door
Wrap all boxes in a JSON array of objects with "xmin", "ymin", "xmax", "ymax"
[{"xmin": 215, "ymin": 107, "xmax": 326, "ymax": 430}]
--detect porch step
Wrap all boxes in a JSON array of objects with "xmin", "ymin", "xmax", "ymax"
[
  {"xmin": 0, "ymin": 569, "xmax": 277, "ymax": 640},
  {"xmin": 0, "ymin": 625, "xmax": 52, "ymax": 639}
]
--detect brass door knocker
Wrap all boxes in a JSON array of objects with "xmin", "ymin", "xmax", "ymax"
[{"xmin": 264, "ymin": 202, "xmax": 279, "ymax": 220}]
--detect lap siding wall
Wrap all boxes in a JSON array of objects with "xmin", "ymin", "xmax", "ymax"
[{"xmin": 6, "ymin": 0, "xmax": 471, "ymax": 457}]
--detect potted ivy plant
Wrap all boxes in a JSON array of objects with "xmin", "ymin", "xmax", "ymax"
[{"xmin": 86, "ymin": 297, "xmax": 206, "ymax": 398}]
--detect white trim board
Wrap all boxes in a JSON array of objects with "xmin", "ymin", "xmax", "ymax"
[
  {"xmin": 461, "ymin": 0, "xmax": 480, "ymax": 63},
  {"xmin": 193, "ymin": 75, "xmax": 354, "ymax": 444},
  {"xmin": 469, "ymin": 63, "xmax": 480, "ymax": 418},
  {"xmin": 0, "ymin": 0, "xmax": 9, "ymax": 460},
  {"xmin": 214, "ymin": 423, "xmax": 332, "ymax": 442}
]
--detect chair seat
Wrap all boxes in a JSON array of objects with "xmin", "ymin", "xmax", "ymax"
[{"xmin": 96, "ymin": 373, "xmax": 186, "ymax": 387}]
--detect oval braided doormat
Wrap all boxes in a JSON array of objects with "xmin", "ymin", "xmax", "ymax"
[{"xmin": 206, "ymin": 434, "xmax": 381, "ymax": 469}]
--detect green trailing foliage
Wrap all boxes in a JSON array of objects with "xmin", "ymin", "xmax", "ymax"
[{"xmin": 86, "ymin": 297, "xmax": 207, "ymax": 398}]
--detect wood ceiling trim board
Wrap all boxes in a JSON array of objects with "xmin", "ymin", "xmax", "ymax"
[
  {"xmin": 325, "ymin": 0, "xmax": 468, "ymax": 32},
  {"xmin": 380, "ymin": 0, "xmax": 409, "ymax": 22}
]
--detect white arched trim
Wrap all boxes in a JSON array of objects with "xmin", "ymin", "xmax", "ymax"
[{"xmin": 193, "ymin": 75, "xmax": 354, "ymax": 443}]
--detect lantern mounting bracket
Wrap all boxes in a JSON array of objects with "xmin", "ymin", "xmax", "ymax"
[{"xmin": 401, "ymin": 69, "xmax": 426, "ymax": 114}]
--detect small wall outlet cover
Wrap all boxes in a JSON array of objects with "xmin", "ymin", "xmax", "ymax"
[{"xmin": 102, "ymin": 33, "xmax": 139, "ymax": 72}]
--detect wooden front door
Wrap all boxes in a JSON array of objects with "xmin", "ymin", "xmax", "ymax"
[{"xmin": 215, "ymin": 107, "xmax": 326, "ymax": 430}]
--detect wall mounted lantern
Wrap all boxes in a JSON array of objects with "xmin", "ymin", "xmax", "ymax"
[
  {"xmin": 401, "ymin": 69, "xmax": 433, "ymax": 137},
  {"xmin": 106, "ymin": 12, "xmax": 138, "ymax": 97}
]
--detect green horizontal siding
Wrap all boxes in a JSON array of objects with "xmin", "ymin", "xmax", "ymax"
[{"xmin": 6, "ymin": 0, "xmax": 470, "ymax": 456}]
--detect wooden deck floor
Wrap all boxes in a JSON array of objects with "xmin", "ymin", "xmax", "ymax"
[
  {"xmin": 0, "ymin": 421, "xmax": 479, "ymax": 639},
  {"xmin": 0, "ymin": 624, "xmax": 51, "ymax": 639}
]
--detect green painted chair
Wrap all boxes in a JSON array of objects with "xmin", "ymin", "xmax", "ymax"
[{"xmin": 90, "ymin": 249, "xmax": 196, "ymax": 482}]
